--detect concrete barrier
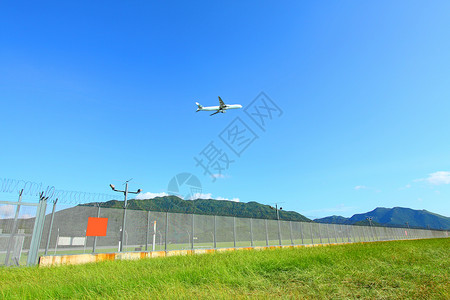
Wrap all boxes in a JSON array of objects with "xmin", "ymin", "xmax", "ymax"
[{"xmin": 39, "ymin": 242, "xmax": 352, "ymax": 267}]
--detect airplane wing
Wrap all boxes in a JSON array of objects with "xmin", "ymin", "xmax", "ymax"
[
  {"xmin": 218, "ymin": 96, "xmax": 226, "ymax": 108},
  {"xmin": 210, "ymin": 110, "xmax": 220, "ymax": 116}
]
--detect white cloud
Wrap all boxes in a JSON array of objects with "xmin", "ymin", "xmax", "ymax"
[
  {"xmin": 216, "ymin": 197, "xmax": 240, "ymax": 202},
  {"xmin": 211, "ymin": 174, "xmax": 229, "ymax": 179},
  {"xmin": 354, "ymin": 185, "xmax": 367, "ymax": 190},
  {"xmin": 424, "ymin": 171, "xmax": 450, "ymax": 185},
  {"xmin": 190, "ymin": 193, "xmax": 213, "ymax": 199},
  {"xmin": 191, "ymin": 193, "xmax": 240, "ymax": 202},
  {"xmin": 135, "ymin": 192, "xmax": 169, "ymax": 200},
  {"xmin": 0, "ymin": 205, "xmax": 14, "ymax": 218},
  {"xmin": 354, "ymin": 185, "xmax": 381, "ymax": 192}
]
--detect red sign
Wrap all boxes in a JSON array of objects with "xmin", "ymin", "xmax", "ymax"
[{"xmin": 86, "ymin": 217, "xmax": 108, "ymax": 236}]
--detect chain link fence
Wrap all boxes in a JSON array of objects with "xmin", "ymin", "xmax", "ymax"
[{"xmin": 1, "ymin": 202, "xmax": 449, "ymax": 266}]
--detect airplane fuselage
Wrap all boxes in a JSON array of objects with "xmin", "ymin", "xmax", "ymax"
[
  {"xmin": 196, "ymin": 97, "xmax": 243, "ymax": 115},
  {"xmin": 198, "ymin": 104, "xmax": 242, "ymax": 111}
]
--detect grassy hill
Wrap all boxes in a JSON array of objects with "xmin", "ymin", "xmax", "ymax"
[
  {"xmin": 83, "ymin": 196, "xmax": 311, "ymax": 222},
  {"xmin": 314, "ymin": 207, "xmax": 450, "ymax": 230}
]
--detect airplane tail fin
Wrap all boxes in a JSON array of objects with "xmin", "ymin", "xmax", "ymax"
[{"xmin": 195, "ymin": 102, "xmax": 203, "ymax": 112}]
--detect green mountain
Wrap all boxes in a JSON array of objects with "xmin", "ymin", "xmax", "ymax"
[
  {"xmin": 83, "ymin": 196, "xmax": 311, "ymax": 222},
  {"xmin": 314, "ymin": 207, "xmax": 450, "ymax": 230},
  {"xmin": 312, "ymin": 215, "xmax": 349, "ymax": 224}
]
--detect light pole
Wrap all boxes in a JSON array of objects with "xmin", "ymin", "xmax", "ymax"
[
  {"xmin": 110, "ymin": 180, "xmax": 141, "ymax": 252},
  {"xmin": 269, "ymin": 202, "xmax": 284, "ymax": 221},
  {"xmin": 366, "ymin": 217, "xmax": 376, "ymax": 241},
  {"xmin": 270, "ymin": 202, "xmax": 284, "ymax": 246},
  {"xmin": 276, "ymin": 204, "xmax": 282, "ymax": 220}
]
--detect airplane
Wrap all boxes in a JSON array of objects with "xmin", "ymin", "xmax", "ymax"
[{"xmin": 196, "ymin": 97, "xmax": 243, "ymax": 116}]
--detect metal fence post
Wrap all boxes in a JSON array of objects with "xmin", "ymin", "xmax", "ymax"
[
  {"xmin": 92, "ymin": 203, "xmax": 100, "ymax": 253},
  {"xmin": 265, "ymin": 219, "xmax": 269, "ymax": 246},
  {"xmin": 346, "ymin": 226, "xmax": 351, "ymax": 243},
  {"xmin": 277, "ymin": 218, "xmax": 282, "ymax": 246},
  {"xmin": 289, "ymin": 221, "xmax": 294, "ymax": 245},
  {"xmin": 249, "ymin": 218, "xmax": 253, "ymax": 247},
  {"xmin": 310, "ymin": 223, "xmax": 314, "ymax": 245},
  {"xmin": 373, "ymin": 226, "xmax": 377, "ymax": 241},
  {"xmin": 362, "ymin": 226, "xmax": 368, "ymax": 242},
  {"xmin": 191, "ymin": 214, "xmax": 195, "ymax": 250},
  {"xmin": 344, "ymin": 225, "xmax": 349, "ymax": 243},
  {"xmin": 119, "ymin": 187, "xmax": 128, "ymax": 252},
  {"xmin": 373, "ymin": 226, "xmax": 378, "ymax": 241},
  {"xmin": 333, "ymin": 224, "xmax": 338, "ymax": 243},
  {"xmin": 366, "ymin": 226, "xmax": 372, "ymax": 241},
  {"xmin": 213, "ymin": 215, "xmax": 217, "ymax": 249},
  {"xmin": 318, "ymin": 224, "xmax": 323, "ymax": 244},
  {"xmin": 164, "ymin": 212, "xmax": 169, "ymax": 252},
  {"xmin": 5, "ymin": 190, "xmax": 23, "ymax": 266},
  {"xmin": 145, "ymin": 211, "xmax": 150, "ymax": 251},
  {"xmin": 327, "ymin": 224, "xmax": 331, "ymax": 244},
  {"xmin": 152, "ymin": 220, "xmax": 157, "ymax": 251},
  {"xmin": 300, "ymin": 222, "xmax": 304, "ymax": 245},
  {"xmin": 233, "ymin": 217, "xmax": 236, "ymax": 248},
  {"xmin": 54, "ymin": 228, "xmax": 60, "ymax": 255},
  {"xmin": 27, "ymin": 193, "xmax": 48, "ymax": 266},
  {"xmin": 361, "ymin": 226, "xmax": 366, "ymax": 242},
  {"xmin": 351, "ymin": 226, "xmax": 355, "ymax": 242}
]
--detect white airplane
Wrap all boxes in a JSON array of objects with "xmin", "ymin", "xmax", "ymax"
[{"xmin": 196, "ymin": 97, "xmax": 243, "ymax": 116}]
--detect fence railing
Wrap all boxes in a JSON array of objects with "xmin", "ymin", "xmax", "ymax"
[{"xmin": 1, "ymin": 203, "xmax": 448, "ymax": 266}]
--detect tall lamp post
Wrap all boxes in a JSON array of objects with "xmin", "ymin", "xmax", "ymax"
[
  {"xmin": 275, "ymin": 203, "xmax": 283, "ymax": 221},
  {"xmin": 270, "ymin": 202, "xmax": 284, "ymax": 245},
  {"xmin": 110, "ymin": 180, "xmax": 141, "ymax": 252},
  {"xmin": 366, "ymin": 217, "xmax": 375, "ymax": 241}
]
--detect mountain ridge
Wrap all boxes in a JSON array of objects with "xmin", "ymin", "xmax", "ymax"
[
  {"xmin": 83, "ymin": 196, "xmax": 311, "ymax": 222},
  {"xmin": 314, "ymin": 207, "xmax": 450, "ymax": 230},
  {"xmin": 82, "ymin": 198, "xmax": 449, "ymax": 230}
]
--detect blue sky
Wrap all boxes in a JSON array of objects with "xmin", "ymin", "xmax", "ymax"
[{"xmin": 1, "ymin": 1, "xmax": 449, "ymax": 219}]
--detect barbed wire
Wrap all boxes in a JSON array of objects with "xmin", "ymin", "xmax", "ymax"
[{"xmin": 0, "ymin": 177, "xmax": 116, "ymax": 204}]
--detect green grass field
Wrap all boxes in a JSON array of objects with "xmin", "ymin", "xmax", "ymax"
[{"xmin": 1, "ymin": 238, "xmax": 448, "ymax": 299}]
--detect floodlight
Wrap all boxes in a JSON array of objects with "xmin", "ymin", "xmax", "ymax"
[
  {"xmin": 137, "ymin": 189, "xmax": 142, "ymax": 193},
  {"xmin": 110, "ymin": 184, "xmax": 115, "ymax": 190}
]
